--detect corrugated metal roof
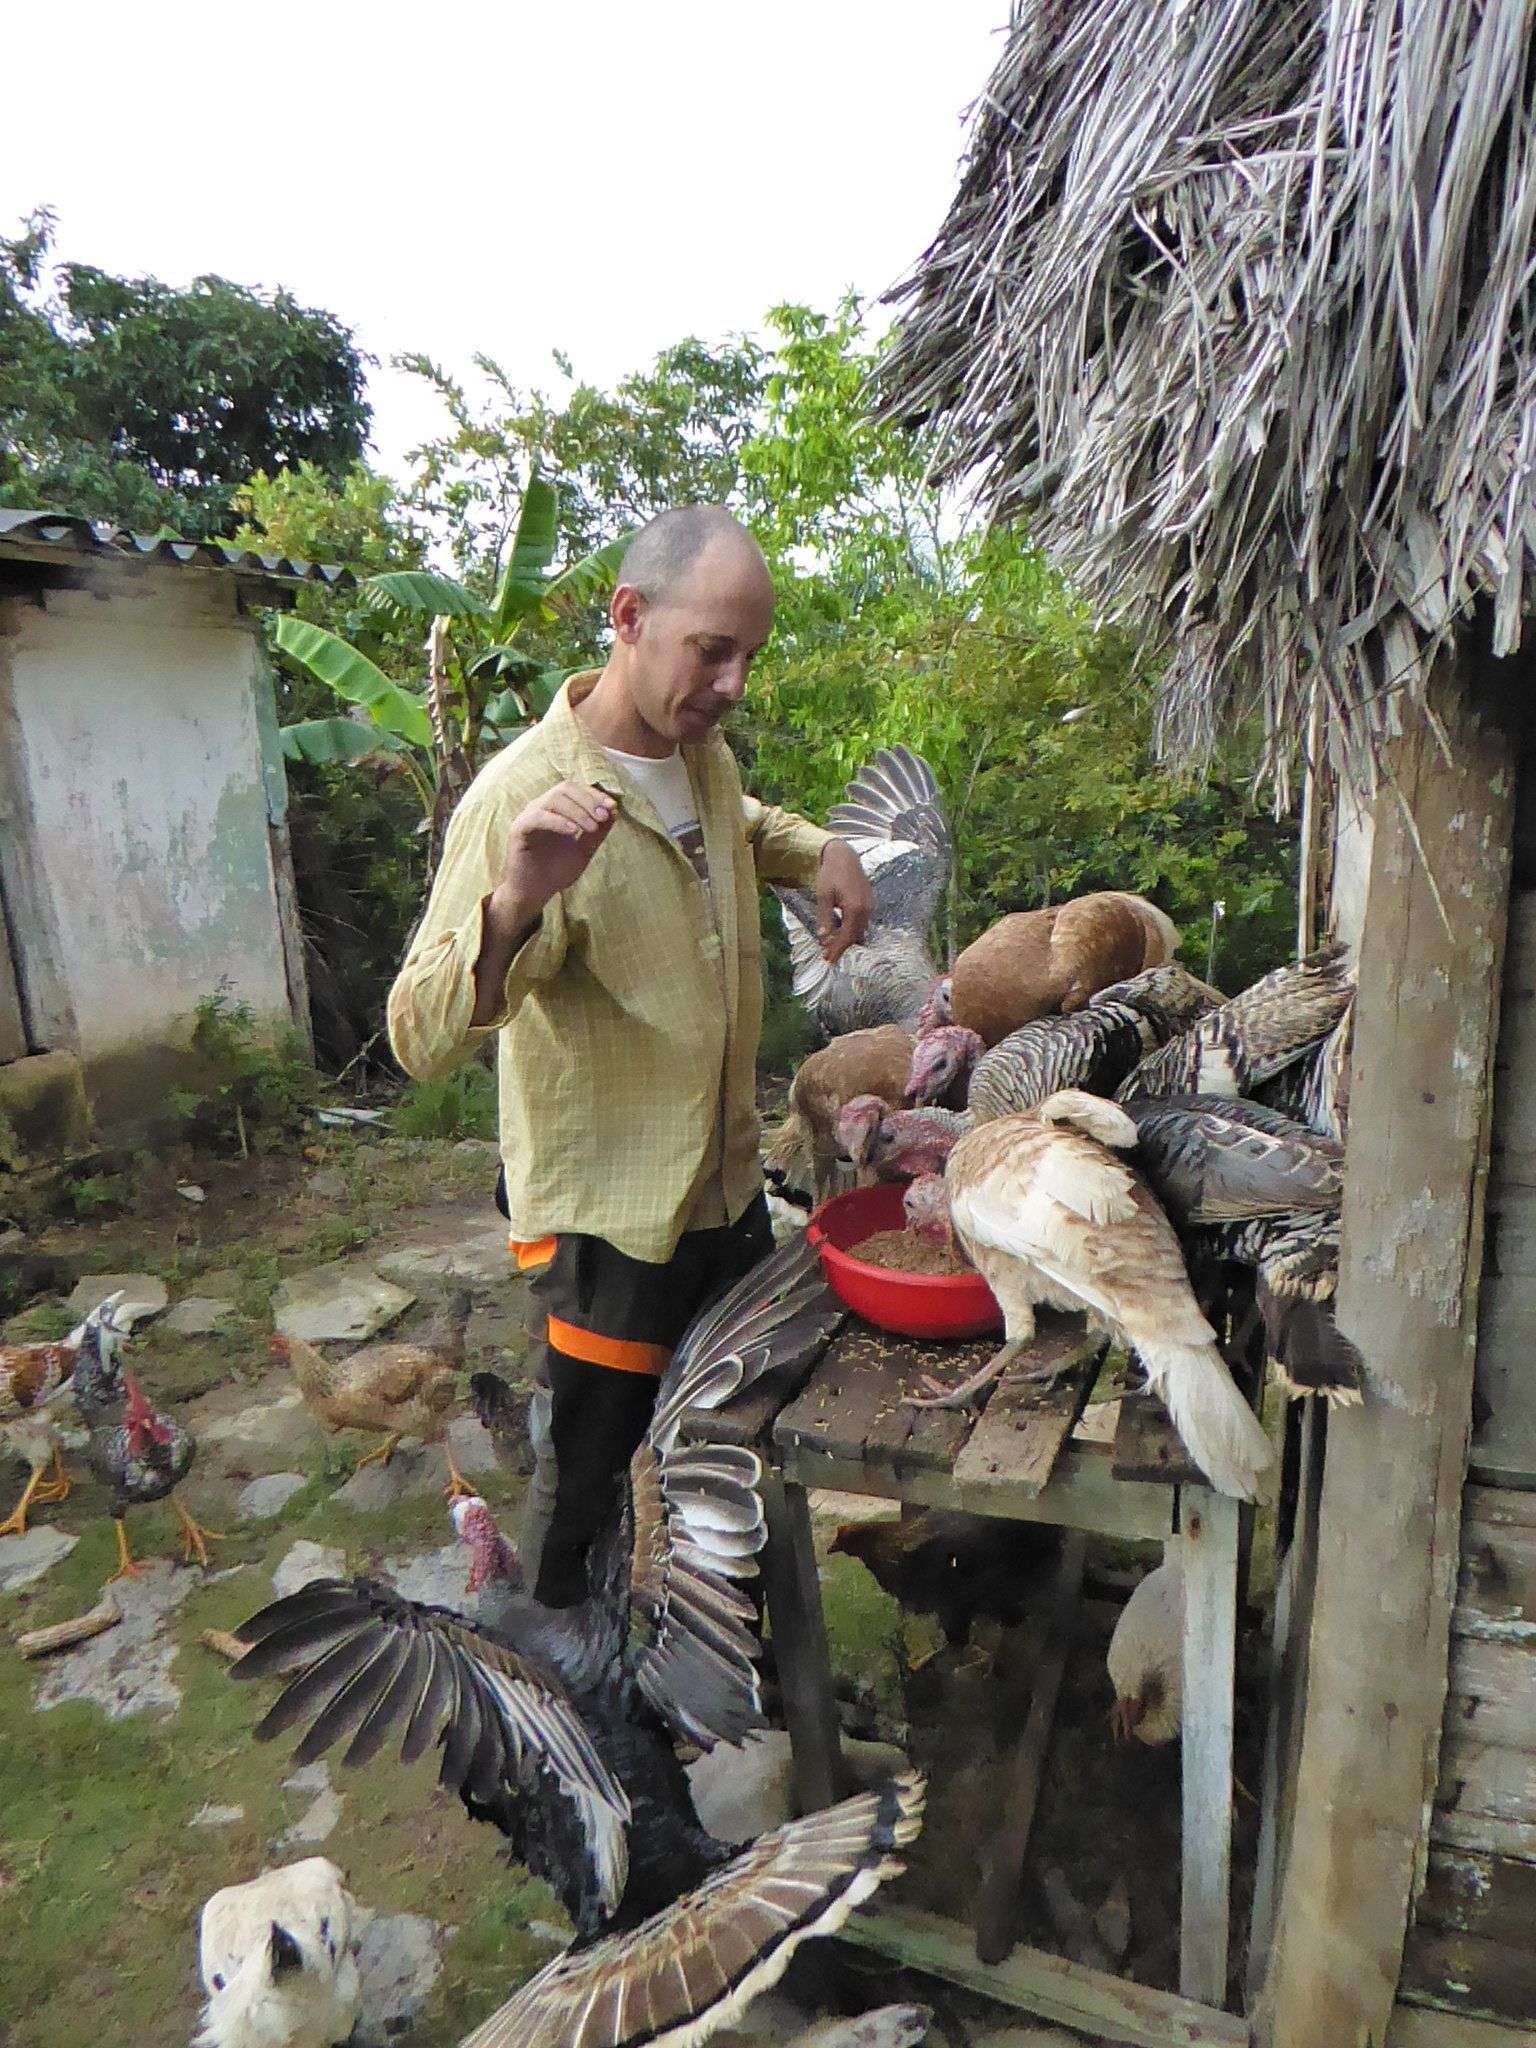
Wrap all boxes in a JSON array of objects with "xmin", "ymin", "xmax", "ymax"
[{"xmin": 0, "ymin": 507, "xmax": 355, "ymax": 588}]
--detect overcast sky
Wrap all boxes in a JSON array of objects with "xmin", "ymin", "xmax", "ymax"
[{"xmin": 3, "ymin": 2, "xmax": 1006, "ymax": 481}]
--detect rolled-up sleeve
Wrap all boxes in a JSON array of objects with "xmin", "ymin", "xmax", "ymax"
[
  {"xmin": 387, "ymin": 782, "xmax": 567, "ymax": 1081},
  {"xmin": 741, "ymin": 794, "xmax": 833, "ymax": 887}
]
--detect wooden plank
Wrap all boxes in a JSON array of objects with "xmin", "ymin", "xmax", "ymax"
[
  {"xmin": 973, "ymin": 1530, "xmax": 1088, "ymax": 1964},
  {"xmin": 1475, "ymin": 890, "xmax": 1536, "ymax": 1483},
  {"xmin": 1454, "ymin": 1518, "xmax": 1536, "ymax": 1645},
  {"xmin": 773, "ymin": 1324, "xmax": 990, "ymax": 1471},
  {"xmin": 1433, "ymin": 1734, "xmax": 1536, "ymax": 1835},
  {"xmin": 1113, "ymin": 1392, "xmax": 1207, "ymax": 1487},
  {"xmin": 950, "ymin": 1319, "xmax": 1104, "ymax": 1499},
  {"xmin": 758, "ymin": 1476, "xmax": 845, "ymax": 1813},
  {"xmin": 1265, "ymin": 663, "xmax": 1517, "ymax": 2048},
  {"xmin": 775, "ymin": 1442, "xmax": 1178, "ymax": 1542},
  {"xmin": 1445, "ymin": 1636, "xmax": 1536, "ymax": 1752},
  {"xmin": 1398, "ymin": 1927, "xmax": 1536, "ymax": 2028},
  {"xmin": 679, "ymin": 1316, "xmax": 842, "ymax": 1451},
  {"xmin": 1180, "ymin": 1488, "xmax": 1239, "ymax": 2009},
  {"xmin": 0, "ymin": 870, "xmax": 28, "ymax": 1061},
  {"xmin": 1388, "ymin": 2001, "xmax": 1536, "ymax": 2048},
  {"xmin": 1464, "ymin": 1486, "xmax": 1536, "ymax": 1530},
  {"xmin": 1416, "ymin": 1847, "xmax": 1536, "ymax": 1950},
  {"xmin": 837, "ymin": 1904, "xmax": 1249, "ymax": 2048},
  {"xmin": 1432, "ymin": 1813, "xmax": 1536, "ymax": 1862}
]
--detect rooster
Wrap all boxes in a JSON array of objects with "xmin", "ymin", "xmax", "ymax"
[
  {"xmin": 83, "ymin": 1367, "xmax": 222, "ymax": 1578},
  {"xmin": 195, "ymin": 1856, "xmax": 361, "ymax": 2048},
  {"xmin": 273, "ymin": 1288, "xmax": 474, "ymax": 1498},
  {"xmin": 0, "ymin": 1291, "xmax": 131, "ymax": 1538},
  {"xmin": 229, "ymin": 1242, "xmax": 923, "ymax": 2048},
  {"xmin": 903, "ymin": 1093, "xmax": 1273, "ymax": 1501}
]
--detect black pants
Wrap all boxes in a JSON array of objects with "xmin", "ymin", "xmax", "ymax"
[{"xmin": 527, "ymin": 1195, "xmax": 773, "ymax": 1606}]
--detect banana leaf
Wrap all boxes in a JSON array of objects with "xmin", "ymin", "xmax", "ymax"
[
  {"xmin": 540, "ymin": 531, "xmax": 631, "ymax": 621},
  {"xmin": 275, "ymin": 615, "xmax": 434, "ymax": 749},
  {"xmin": 364, "ymin": 570, "xmax": 490, "ymax": 618},
  {"xmin": 280, "ymin": 717, "xmax": 413, "ymax": 766},
  {"xmin": 491, "ymin": 471, "xmax": 560, "ymax": 632}
]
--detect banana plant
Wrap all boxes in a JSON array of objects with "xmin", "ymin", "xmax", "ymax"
[{"xmin": 276, "ymin": 473, "xmax": 630, "ymax": 874}]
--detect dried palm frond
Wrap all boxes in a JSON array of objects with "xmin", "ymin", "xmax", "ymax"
[{"xmin": 877, "ymin": 0, "xmax": 1536, "ymax": 791}]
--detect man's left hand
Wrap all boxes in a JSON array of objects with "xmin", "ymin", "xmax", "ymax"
[{"xmin": 815, "ymin": 840, "xmax": 873, "ymax": 964}]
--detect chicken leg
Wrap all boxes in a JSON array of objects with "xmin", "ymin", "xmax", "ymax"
[
  {"xmin": 105, "ymin": 1516, "xmax": 147, "ymax": 1583},
  {"xmin": 906, "ymin": 1338, "xmax": 1033, "ymax": 1411},
  {"xmin": 172, "ymin": 1494, "xmax": 225, "ymax": 1569},
  {"xmin": 443, "ymin": 1452, "xmax": 475, "ymax": 1502},
  {"xmin": 0, "ymin": 1462, "xmax": 65, "ymax": 1539},
  {"xmin": 354, "ymin": 1431, "xmax": 402, "ymax": 1472}
]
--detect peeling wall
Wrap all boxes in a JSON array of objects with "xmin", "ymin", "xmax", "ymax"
[{"xmin": 0, "ymin": 568, "xmax": 301, "ymax": 1130}]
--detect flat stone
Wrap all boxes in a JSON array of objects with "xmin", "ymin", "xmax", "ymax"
[
  {"xmin": 64, "ymin": 1272, "xmax": 168, "ymax": 1322},
  {"xmin": 237, "ymin": 1473, "xmax": 308, "ymax": 1521},
  {"xmin": 447, "ymin": 1412, "xmax": 499, "ymax": 1476},
  {"xmin": 305, "ymin": 1167, "xmax": 349, "ymax": 1201},
  {"xmin": 713, "ymin": 1993, "xmax": 818, "ymax": 2045},
  {"xmin": 202, "ymin": 1391, "xmax": 313, "ymax": 1461},
  {"xmin": 0, "ymin": 1522, "xmax": 78, "ymax": 1592},
  {"xmin": 272, "ymin": 1540, "xmax": 347, "ymax": 1597},
  {"xmin": 375, "ymin": 1224, "xmax": 512, "ymax": 1294},
  {"xmin": 970, "ymin": 2032, "xmax": 1086, "ymax": 2048},
  {"xmin": 32, "ymin": 1560, "xmax": 195, "ymax": 1720},
  {"xmin": 353, "ymin": 1911, "xmax": 452, "ymax": 2043},
  {"xmin": 333, "ymin": 1440, "xmax": 449, "ymax": 1512},
  {"xmin": 275, "ymin": 1761, "xmax": 342, "ymax": 1850},
  {"xmin": 384, "ymin": 1541, "xmax": 472, "ymax": 1610},
  {"xmin": 163, "ymin": 1295, "xmax": 239, "ymax": 1337},
  {"xmin": 271, "ymin": 1263, "xmax": 414, "ymax": 1343},
  {"xmin": 189, "ymin": 1802, "xmax": 245, "ymax": 1828},
  {"xmin": 688, "ymin": 1731, "xmax": 910, "ymax": 1846}
]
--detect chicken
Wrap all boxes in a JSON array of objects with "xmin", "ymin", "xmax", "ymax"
[
  {"xmin": 776, "ymin": 746, "xmax": 951, "ymax": 1038},
  {"xmin": 1107, "ymin": 1542, "xmax": 1184, "ymax": 1744},
  {"xmin": 0, "ymin": 1291, "xmax": 131, "ymax": 1538},
  {"xmin": 830, "ymin": 1511, "xmax": 1062, "ymax": 1649},
  {"xmin": 195, "ymin": 1856, "xmax": 361, "ymax": 2048},
  {"xmin": 946, "ymin": 892, "xmax": 1182, "ymax": 1047},
  {"xmin": 1123, "ymin": 1093, "xmax": 1363, "ymax": 1403},
  {"xmin": 230, "ymin": 1242, "xmax": 923, "ymax": 2048},
  {"xmin": 1116, "ymin": 943, "xmax": 1354, "ymax": 1102},
  {"xmin": 83, "ymin": 1367, "xmax": 223, "ymax": 1579},
  {"xmin": 784, "ymin": 2010, "xmax": 933, "ymax": 2048},
  {"xmin": 763, "ymin": 1026, "xmax": 916, "ymax": 1202},
  {"xmin": 903, "ymin": 1093, "xmax": 1273, "ymax": 1501},
  {"xmin": 273, "ymin": 1288, "xmax": 474, "ymax": 1498}
]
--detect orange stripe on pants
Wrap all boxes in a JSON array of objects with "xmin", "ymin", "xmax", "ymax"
[
  {"xmin": 508, "ymin": 1235, "xmax": 557, "ymax": 1272},
  {"xmin": 545, "ymin": 1314, "xmax": 670, "ymax": 1377}
]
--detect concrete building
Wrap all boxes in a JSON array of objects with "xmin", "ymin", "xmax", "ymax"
[{"xmin": 0, "ymin": 509, "xmax": 350, "ymax": 1161}]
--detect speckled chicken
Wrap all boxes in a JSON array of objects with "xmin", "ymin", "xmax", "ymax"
[
  {"xmin": 1122, "ymin": 1093, "xmax": 1362, "ymax": 1403},
  {"xmin": 85, "ymin": 1367, "xmax": 222, "ymax": 1579},
  {"xmin": 1116, "ymin": 944, "xmax": 1354, "ymax": 1102},
  {"xmin": 0, "ymin": 1291, "xmax": 130, "ymax": 1537},
  {"xmin": 273, "ymin": 1288, "xmax": 474, "ymax": 1498},
  {"xmin": 904, "ymin": 1093, "xmax": 1273, "ymax": 1501},
  {"xmin": 776, "ymin": 747, "xmax": 952, "ymax": 1037}
]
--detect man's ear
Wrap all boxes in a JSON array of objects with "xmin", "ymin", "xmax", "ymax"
[{"xmin": 610, "ymin": 583, "xmax": 646, "ymax": 644}]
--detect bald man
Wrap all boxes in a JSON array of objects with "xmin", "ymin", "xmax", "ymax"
[{"xmin": 389, "ymin": 506, "xmax": 871, "ymax": 1603}]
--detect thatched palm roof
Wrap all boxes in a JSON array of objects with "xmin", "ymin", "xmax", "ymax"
[{"xmin": 878, "ymin": 0, "xmax": 1536, "ymax": 786}]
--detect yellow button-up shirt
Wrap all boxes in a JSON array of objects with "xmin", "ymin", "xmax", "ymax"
[{"xmin": 386, "ymin": 672, "xmax": 832, "ymax": 1262}]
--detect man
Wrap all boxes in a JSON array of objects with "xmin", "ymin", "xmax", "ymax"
[{"xmin": 388, "ymin": 505, "xmax": 871, "ymax": 1604}]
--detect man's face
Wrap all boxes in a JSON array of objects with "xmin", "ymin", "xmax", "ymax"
[{"xmin": 615, "ymin": 538, "xmax": 775, "ymax": 747}]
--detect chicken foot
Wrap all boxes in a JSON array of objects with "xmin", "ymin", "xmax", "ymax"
[
  {"xmin": 354, "ymin": 1431, "xmax": 403, "ymax": 1472},
  {"xmin": 105, "ymin": 1516, "xmax": 147, "ymax": 1583},
  {"xmin": 443, "ymin": 1453, "xmax": 476, "ymax": 1502},
  {"xmin": 907, "ymin": 1337, "xmax": 1074, "ymax": 1412},
  {"xmin": 172, "ymin": 1494, "xmax": 226, "ymax": 1569},
  {"xmin": 0, "ymin": 1463, "xmax": 68, "ymax": 1539}
]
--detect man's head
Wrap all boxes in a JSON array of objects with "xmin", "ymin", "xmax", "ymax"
[{"xmin": 607, "ymin": 506, "xmax": 774, "ymax": 749}]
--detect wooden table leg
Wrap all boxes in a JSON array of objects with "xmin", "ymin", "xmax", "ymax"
[
  {"xmin": 1178, "ymin": 1486, "xmax": 1239, "ymax": 2007},
  {"xmin": 760, "ymin": 1474, "xmax": 846, "ymax": 1813}
]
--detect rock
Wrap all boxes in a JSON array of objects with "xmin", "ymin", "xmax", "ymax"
[
  {"xmin": 237, "ymin": 1473, "xmax": 308, "ymax": 1521},
  {"xmin": 446, "ymin": 1412, "xmax": 499, "ymax": 1476},
  {"xmin": 384, "ymin": 1541, "xmax": 472, "ymax": 1609},
  {"xmin": 453, "ymin": 1137, "xmax": 499, "ymax": 1158},
  {"xmin": 275, "ymin": 1761, "xmax": 342, "ymax": 1850},
  {"xmin": 970, "ymin": 2032, "xmax": 1086, "ymax": 2048},
  {"xmin": 0, "ymin": 1523, "xmax": 78, "ymax": 1592},
  {"xmin": 163, "ymin": 1295, "xmax": 238, "ymax": 1336},
  {"xmin": 526, "ymin": 1919, "xmax": 567, "ymax": 1947},
  {"xmin": 202, "ymin": 1391, "xmax": 314, "ymax": 1462},
  {"xmin": 333, "ymin": 1440, "xmax": 450, "ymax": 1512},
  {"xmin": 271, "ymin": 1262, "xmax": 414, "ymax": 1344},
  {"xmin": 353, "ymin": 1911, "xmax": 452, "ymax": 2043},
  {"xmin": 176, "ymin": 1182, "xmax": 207, "ymax": 1203},
  {"xmin": 64, "ymin": 1272, "xmax": 168, "ymax": 1322},
  {"xmin": 374, "ymin": 1224, "xmax": 513, "ymax": 1294},
  {"xmin": 713, "ymin": 1992, "xmax": 818, "ymax": 2044},
  {"xmin": 189, "ymin": 1802, "xmax": 245, "ymax": 1828},
  {"xmin": 305, "ymin": 1167, "xmax": 348, "ymax": 1202},
  {"xmin": 271, "ymin": 1540, "xmax": 347, "ymax": 1597},
  {"xmin": 792, "ymin": 2010, "xmax": 934, "ymax": 2048},
  {"xmin": 32, "ymin": 1560, "xmax": 195, "ymax": 1719},
  {"xmin": 687, "ymin": 1731, "xmax": 910, "ymax": 1846}
]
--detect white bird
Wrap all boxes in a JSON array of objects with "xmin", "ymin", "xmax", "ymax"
[
  {"xmin": 904, "ymin": 1091, "xmax": 1273, "ymax": 1501},
  {"xmin": 195, "ymin": 1857, "xmax": 361, "ymax": 2048},
  {"xmin": 1107, "ymin": 1542, "xmax": 1184, "ymax": 1745},
  {"xmin": 788, "ymin": 2008, "xmax": 933, "ymax": 2047}
]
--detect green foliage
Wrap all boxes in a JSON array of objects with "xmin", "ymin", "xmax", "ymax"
[
  {"xmin": 393, "ymin": 1062, "xmax": 499, "ymax": 1142},
  {"xmin": 1, "ymin": 210, "xmax": 369, "ymax": 536},
  {"xmin": 166, "ymin": 985, "xmax": 318, "ymax": 1154},
  {"xmin": 62, "ymin": 1171, "xmax": 131, "ymax": 1219}
]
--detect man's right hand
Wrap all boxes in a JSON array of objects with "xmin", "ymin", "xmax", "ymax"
[{"xmin": 473, "ymin": 781, "xmax": 618, "ymax": 1023}]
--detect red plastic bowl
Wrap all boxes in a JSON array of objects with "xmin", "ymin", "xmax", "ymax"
[{"xmin": 806, "ymin": 1181, "xmax": 1003, "ymax": 1341}]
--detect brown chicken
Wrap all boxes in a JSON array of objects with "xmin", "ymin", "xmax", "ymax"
[
  {"xmin": 947, "ymin": 892, "xmax": 1180, "ymax": 1046},
  {"xmin": 273, "ymin": 1289, "xmax": 475, "ymax": 1498},
  {"xmin": 831, "ymin": 1511, "xmax": 1063, "ymax": 1649},
  {"xmin": 762, "ymin": 1024, "xmax": 916, "ymax": 1201}
]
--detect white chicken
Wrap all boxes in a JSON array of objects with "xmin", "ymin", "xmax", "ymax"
[
  {"xmin": 195, "ymin": 1857, "xmax": 361, "ymax": 2048},
  {"xmin": 903, "ymin": 1090, "xmax": 1273, "ymax": 1502},
  {"xmin": 1107, "ymin": 1541, "xmax": 1184, "ymax": 1744}
]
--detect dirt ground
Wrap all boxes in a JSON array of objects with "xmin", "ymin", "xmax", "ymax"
[{"xmin": 0, "ymin": 1128, "xmax": 1265, "ymax": 2046}]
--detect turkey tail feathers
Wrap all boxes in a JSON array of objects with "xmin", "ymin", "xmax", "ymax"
[
  {"xmin": 1136, "ymin": 1340, "xmax": 1274, "ymax": 1502},
  {"xmin": 1260, "ymin": 1283, "xmax": 1364, "ymax": 1406},
  {"xmin": 455, "ymin": 1772, "xmax": 927, "ymax": 2048}
]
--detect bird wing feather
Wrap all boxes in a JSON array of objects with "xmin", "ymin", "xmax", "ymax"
[{"xmin": 1124, "ymin": 1095, "xmax": 1344, "ymax": 1222}]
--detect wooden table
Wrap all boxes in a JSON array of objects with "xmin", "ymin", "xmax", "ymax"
[{"xmin": 683, "ymin": 1309, "xmax": 1250, "ymax": 2048}]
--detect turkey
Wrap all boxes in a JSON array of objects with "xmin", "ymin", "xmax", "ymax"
[
  {"xmin": 1116, "ymin": 944, "xmax": 1354, "ymax": 1103},
  {"xmin": 907, "ymin": 962, "xmax": 1223, "ymax": 1116},
  {"xmin": 903, "ymin": 1093, "xmax": 1273, "ymax": 1501},
  {"xmin": 775, "ymin": 746, "xmax": 952, "ymax": 1038},
  {"xmin": 763, "ymin": 1024, "xmax": 917, "ymax": 1201},
  {"xmin": 944, "ymin": 892, "xmax": 1182, "ymax": 1047},
  {"xmin": 839, "ymin": 1099, "xmax": 971, "ymax": 1182},
  {"xmin": 227, "ymin": 1241, "xmax": 924, "ymax": 2048},
  {"xmin": 1121, "ymin": 1093, "xmax": 1362, "ymax": 1403},
  {"xmin": 1255, "ymin": 1002, "xmax": 1353, "ymax": 1140}
]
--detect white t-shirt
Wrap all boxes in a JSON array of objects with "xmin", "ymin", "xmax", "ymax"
[{"xmin": 601, "ymin": 745, "xmax": 712, "ymax": 903}]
